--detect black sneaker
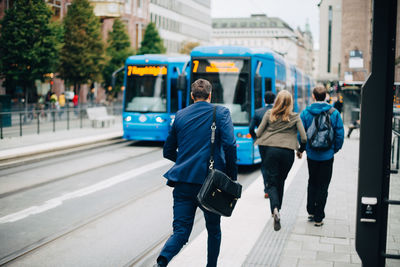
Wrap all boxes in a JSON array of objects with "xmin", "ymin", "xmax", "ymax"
[
  {"xmin": 273, "ymin": 208, "xmax": 281, "ymax": 231},
  {"xmin": 308, "ymin": 215, "xmax": 314, "ymax": 222},
  {"xmin": 314, "ymin": 221, "xmax": 324, "ymax": 227}
]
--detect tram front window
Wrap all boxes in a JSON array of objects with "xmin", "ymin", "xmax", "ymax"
[
  {"xmin": 124, "ymin": 65, "xmax": 167, "ymax": 113},
  {"xmin": 192, "ymin": 58, "xmax": 250, "ymax": 125}
]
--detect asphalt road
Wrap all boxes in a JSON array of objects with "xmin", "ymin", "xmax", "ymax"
[{"xmin": 0, "ymin": 141, "xmax": 260, "ymax": 267}]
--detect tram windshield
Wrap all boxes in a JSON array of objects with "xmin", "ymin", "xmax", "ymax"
[
  {"xmin": 124, "ymin": 65, "xmax": 167, "ymax": 113},
  {"xmin": 191, "ymin": 58, "xmax": 250, "ymax": 125}
]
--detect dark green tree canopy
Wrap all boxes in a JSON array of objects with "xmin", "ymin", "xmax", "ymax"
[
  {"xmin": 138, "ymin": 22, "xmax": 166, "ymax": 55},
  {"xmin": 58, "ymin": 0, "xmax": 104, "ymax": 90},
  {"xmin": 103, "ymin": 18, "xmax": 135, "ymax": 92},
  {"xmin": 0, "ymin": 0, "xmax": 60, "ymax": 91}
]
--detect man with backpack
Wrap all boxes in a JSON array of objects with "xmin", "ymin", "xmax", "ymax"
[{"xmin": 298, "ymin": 85, "xmax": 344, "ymax": 226}]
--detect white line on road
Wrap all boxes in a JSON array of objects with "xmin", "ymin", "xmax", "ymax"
[{"xmin": 0, "ymin": 159, "xmax": 171, "ymax": 224}]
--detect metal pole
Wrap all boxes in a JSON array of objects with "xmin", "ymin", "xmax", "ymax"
[
  {"xmin": 67, "ymin": 105, "xmax": 70, "ymax": 130},
  {"xmin": 19, "ymin": 112, "xmax": 22, "ymax": 137},
  {"xmin": 0, "ymin": 113, "xmax": 3, "ymax": 139},
  {"xmin": 355, "ymin": 0, "xmax": 397, "ymax": 266},
  {"xmin": 397, "ymin": 135, "xmax": 400, "ymax": 170},
  {"xmin": 52, "ymin": 109, "xmax": 55, "ymax": 132},
  {"xmin": 80, "ymin": 107, "xmax": 83, "ymax": 128},
  {"xmin": 37, "ymin": 110, "xmax": 40, "ymax": 134}
]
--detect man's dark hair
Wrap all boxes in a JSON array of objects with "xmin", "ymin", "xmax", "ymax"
[
  {"xmin": 191, "ymin": 79, "xmax": 212, "ymax": 100},
  {"xmin": 313, "ymin": 85, "xmax": 327, "ymax": 101},
  {"xmin": 264, "ymin": 91, "xmax": 276, "ymax": 104}
]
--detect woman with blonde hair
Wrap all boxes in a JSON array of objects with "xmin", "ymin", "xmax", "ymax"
[{"xmin": 255, "ymin": 90, "xmax": 307, "ymax": 231}]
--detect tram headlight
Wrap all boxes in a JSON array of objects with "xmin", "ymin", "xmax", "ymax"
[
  {"xmin": 237, "ymin": 133, "xmax": 252, "ymax": 139},
  {"xmin": 125, "ymin": 116, "xmax": 132, "ymax": 122},
  {"xmin": 156, "ymin": 116, "xmax": 165, "ymax": 123}
]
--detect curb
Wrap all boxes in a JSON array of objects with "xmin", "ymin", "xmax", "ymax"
[{"xmin": 0, "ymin": 131, "xmax": 123, "ymax": 161}]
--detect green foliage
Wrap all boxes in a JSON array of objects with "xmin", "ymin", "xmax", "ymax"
[
  {"xmin": 58, "ymin": 0, "xmax": 104, "ymax": 91},
  {"xmin": 138, "ymin": 23, "xmax": 166, "ymax": 55},
  {"xmin": 0, "ymin": 0, "xmax": 61, "ymax": 92},
  {"xmin": 103, "ymin": 19, "xmax": 134, "ymax": 93}
]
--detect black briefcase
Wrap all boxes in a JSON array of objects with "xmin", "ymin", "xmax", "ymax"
[
  {"xmin": 196, "ymin": 106, "xmax": 242, "ymax": 217},
  {"xmin": 197, "ymin": 169, "xmax": 242, "ymax": 217}
]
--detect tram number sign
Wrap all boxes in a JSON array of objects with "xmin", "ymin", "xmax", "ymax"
[
  {"xmin": 127, "ymin": 65, "xmax": 167, "ymax": 76},
  {"xmin": 192, "ymin": 60, "xmax": 240, "ymax": 73}
]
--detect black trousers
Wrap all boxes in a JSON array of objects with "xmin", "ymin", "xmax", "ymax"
[
  {"xmin": 262, "ymin": 146, "xmax": 294, "ymax": 214},
  {"xmin": 306, "ymin": 158, "xmax": 334, "ymax": 222},
  {"xmin": 259, "ymin": 145, "xmax": 268, "ymax": 193}
]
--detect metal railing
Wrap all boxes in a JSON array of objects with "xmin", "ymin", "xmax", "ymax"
[{"xmin": 0, "ymin": 103, "xmax": 122, "ymax": 139}]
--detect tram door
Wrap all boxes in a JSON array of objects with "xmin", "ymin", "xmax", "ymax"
[{"xmin": 355, "ymin": 1, "xmax": 399, "ymax": 266}]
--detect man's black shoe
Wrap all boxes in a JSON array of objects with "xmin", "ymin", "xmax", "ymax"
[{"xmin": 154, "ymin": 256, "xmax": 168, "ymax": 267}]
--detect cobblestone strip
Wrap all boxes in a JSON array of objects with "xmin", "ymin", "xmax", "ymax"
[{"xmin": 242, "ymin": 163, "xmax": 309, "ymax": 267}]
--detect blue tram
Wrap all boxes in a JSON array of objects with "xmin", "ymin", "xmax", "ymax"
[
  {"xmin": 190, "ymin": 46, "xmax": 313, "ymax": 165},
  {"xmin": 122, "ymin": 55, "xmax": 190, "ymax": 141}
]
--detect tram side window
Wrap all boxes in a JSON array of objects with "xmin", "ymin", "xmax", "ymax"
[
  {"xmin": 254, "ymin": 78, "xmax": 262, "ymax": 109},
  {"xmin": 265, "ymin": 78, "xmax": 272, "ymax": 92},
  {"xmin": 170, "ymin": 77, "xmax": 178, "ymax": 113}
]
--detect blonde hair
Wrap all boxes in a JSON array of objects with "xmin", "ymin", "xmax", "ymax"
[{"xmin": 270, "ymin": 90, "xmax": 293, "ymax": 122}]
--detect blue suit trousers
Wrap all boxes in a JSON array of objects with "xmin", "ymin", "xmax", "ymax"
[{"xmin": 159, "ymin": 182, "xmax": 221, "ymax": 267}]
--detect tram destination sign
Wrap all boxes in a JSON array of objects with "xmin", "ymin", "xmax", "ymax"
[
  {"xmin": 192, "ymin": 59, "xmax": 249, "ymax": 73},
  {"xmin": 127, "ymin": 65, "xmax": 167, "ymax": 76}
]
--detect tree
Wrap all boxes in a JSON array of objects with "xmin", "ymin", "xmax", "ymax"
[
  {"xmin": 0, "ymin": 0, "xmax": 60, "ymax": 102},
  {"xmin": 58, "ymin": 0, "xmax": 104, "ymax": 94},
  {"xmin": 179, "ymin": 41, "xmax": 200, "ymax": 55},
  {"xmin": 138, "ymin": 23, "xmax": 166, "ymax": 55},
  {"xmin": 103, "ymin": 19, "xmax": 135, "ymax": 97}
]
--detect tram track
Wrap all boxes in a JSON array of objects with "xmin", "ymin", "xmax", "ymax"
[
  {"xmin": 0, "ymin": 141, "xmax": 163, "ymax": 199},
  {"xmin": 0, "ymin": 138, "xmax": 130, "ymax": 170}
]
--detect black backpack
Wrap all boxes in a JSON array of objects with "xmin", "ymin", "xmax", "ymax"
[{"xmin": 306, "ymin": 108, "xmax": 335, "ymax": 151}]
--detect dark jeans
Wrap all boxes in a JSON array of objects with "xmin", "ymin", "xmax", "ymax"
[
  {"xmin": 159, "ymin": 182, "xmax": 221, "ymax": 267},
  {"xmin": 259, "ymin": 145, "xmax": 268, "ymax": 193},
  {"xmin": 263, "ymin": 146, "xmax": 295, "ymax": 214},
  {"xmin": 306, "ymin": 158, "xmax": 334, "ymax": 222}
]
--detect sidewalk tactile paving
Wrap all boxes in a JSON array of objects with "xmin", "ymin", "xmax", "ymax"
[{"xmin": 242, "ymin": 163, "xmax": 309, "ymax": 266}]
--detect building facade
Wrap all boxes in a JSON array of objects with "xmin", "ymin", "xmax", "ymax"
[
  {"xmin": 318, "ymin": 0, "xmax": 342, "ymax": 82},
  {"xmin": 92, "ymin": 0, "xmax": 149, "ymax": 50},
  {"xmin": 149, "ymin": 0, "xmax": 211, "ymax": 54},
  {"xmin": 340, "ymin": 0, "xmax": 372, "ymax": 83},
  {"xmin": 211, "ymin": 14, "xmax": 314, "ymax": 76}
]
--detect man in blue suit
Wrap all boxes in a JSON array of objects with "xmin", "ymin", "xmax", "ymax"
[
  {"xmin": 155, "ymin": 79, "xmax": 237, "ymax": 267},
  {"xmin": 249, "ymin": 91, "xmax": 275, "ymax": 198}
]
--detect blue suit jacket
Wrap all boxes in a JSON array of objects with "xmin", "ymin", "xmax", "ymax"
[{"xmin": 163, "ymin": 101, "xmax": 237, "ymax": 185}]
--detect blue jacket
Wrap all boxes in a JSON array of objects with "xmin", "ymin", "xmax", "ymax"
[
  {"xmin": 249, "ymin": 104, "xmax": 273, "ymax": 140},
  {"xmin": 300, "ymin": 102, "xmax": 344, "ymax": 161},
  {"xmin": 163, "ymin": 101, "xmax": 237, "ymax": 185}
]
